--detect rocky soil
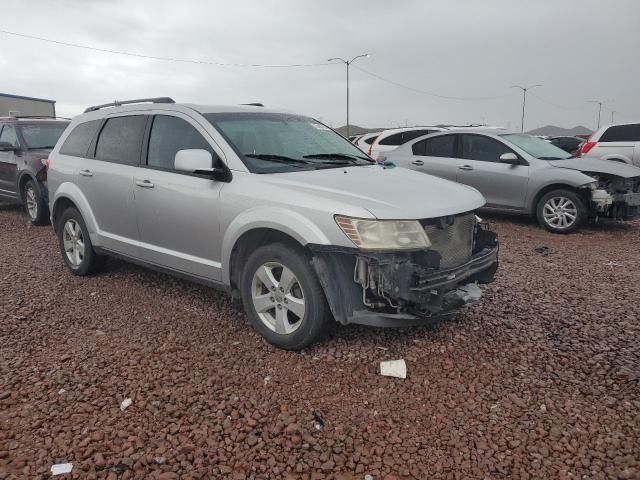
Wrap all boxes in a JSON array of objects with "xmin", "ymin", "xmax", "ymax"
[{"xmin": 1, "ymin": 203, "xmax": 639, "ymax": 479}]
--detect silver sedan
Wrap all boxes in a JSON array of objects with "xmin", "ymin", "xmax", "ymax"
[{"xmin": 386, "ymin": 130, "xmax": 640, "ymax": 233}]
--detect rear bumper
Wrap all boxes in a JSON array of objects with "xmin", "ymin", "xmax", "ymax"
[{"xmin": 309, "ymin": 228, "xmax": 499, "ymax": 327}]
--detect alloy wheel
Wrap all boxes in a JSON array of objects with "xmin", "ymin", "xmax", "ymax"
[
  {"xmin": 62, "ymin": 219, "xmax": 85, "ymax": 267},
  {"xmin": 542, "ymin": 196, "xmax": 577, "ymax": 229},
  {"xmin": 25, "ymin": 186, "xmax": 38, "ymax": 221},
  {"xmin": 251, "ymin": 262, "xmax": 305, "ymax": 335}
]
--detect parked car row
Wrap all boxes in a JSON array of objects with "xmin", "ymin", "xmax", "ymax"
[{"xmin": 2, "ymin": 98, "xmax": 638, "ymax": 350}]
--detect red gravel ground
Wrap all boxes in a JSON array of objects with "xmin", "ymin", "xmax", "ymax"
[{"xmin": 1, "ymin": 202, "xmax": 639, "ymax": 479}]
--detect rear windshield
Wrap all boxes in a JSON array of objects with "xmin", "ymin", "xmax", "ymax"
[
  {"xmin": 205, "ymin": 112, "xmax": 373, "ymax": 173},
  {"xmin": 19, "ymin": 123, "xmax": 69, "ymax": 149},
  {"xmin": 500, "ymin": 134, "xmax": 572, "ymax": 160}
]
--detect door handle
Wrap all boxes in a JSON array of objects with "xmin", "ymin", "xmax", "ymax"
[
  {"xmin": 458, "ymin": 165, "xmax": 474, "ymax": 171},
  {"xmin": 411, "ymin": 160, "xmax": 425, "ymax": 166},
  {"xmin": 79, "ymin": 169, "xmax": 93, "ymax": 177},
  {"xmin": 135, "ymin": 179, "xmax": 154, "ymax": 188}
]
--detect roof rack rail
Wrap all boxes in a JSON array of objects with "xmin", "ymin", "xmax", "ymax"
[
  {"xmin": 84, "ymin": 97, "xmax": 175, "ymax": 113},
  {"xmin": 241, "ymin": 103, "xmax": 264, "ymax": 107}
]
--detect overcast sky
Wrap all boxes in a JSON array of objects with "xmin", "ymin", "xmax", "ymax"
[{"xmin": 1, "ymin": 0, "xmax": 638, "ymax": 131}]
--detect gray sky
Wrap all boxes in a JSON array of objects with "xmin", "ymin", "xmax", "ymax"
[{"xmin": 1, "ymin": 0, "xmax": 638, "ymax": 131}]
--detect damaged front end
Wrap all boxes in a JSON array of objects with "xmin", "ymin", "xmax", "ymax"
[
  {"xmin": 587, "ymin": 174, "xmax": 640, "ymax": 220},
  {"xmin": 310, "ymin": 212, "xmax": 498, "ymax": 327}
]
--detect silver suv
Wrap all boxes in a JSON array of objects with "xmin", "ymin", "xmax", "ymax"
[{"xmin": 48, "ymin": 98, "xmax": 499, "ymax": 350}]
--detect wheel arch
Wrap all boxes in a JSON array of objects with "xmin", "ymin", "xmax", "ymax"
[
  {"xmin": 529, "ymin": 182, "xmax": 591, "ymax": 215},
  {"xmin": 50, "ymin": 183, "xmax": 99, "ymax": 243},
  {"xmin": 16, "ymin": 171, "xmax": 37, "ymax": 199}
]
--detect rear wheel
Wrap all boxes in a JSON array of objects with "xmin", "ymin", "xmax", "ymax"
[
  {"xmin": 240, "ymin": 243, "xmax": 331, "ymax": 350},
  {"xmin": 536, "ymin": 189, "xmax": 586, "ymax": 234},
  {"xmin": 23, "ymin": 179, "xmax": 49, "ymax": 226},
  {"xmin": 57, "ymin": 207, "xmax": 105, "ymax": 275}
]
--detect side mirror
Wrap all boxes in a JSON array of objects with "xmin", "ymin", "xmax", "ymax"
[
  {"xmin": 174, "ymin": 149, "xmax": 232, "ymax": 182},
  {"xmin": 0, "ymin": 141, "xmax": 17, "ymax": 152},
  {"xmin": 499, "ymin": 152, "xmax": 521, "ymax": 164}
]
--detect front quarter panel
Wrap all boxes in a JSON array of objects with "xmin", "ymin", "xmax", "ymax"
[{"xmin": 526, "ymin": 163, "xmax": 596, "ymax": 212}]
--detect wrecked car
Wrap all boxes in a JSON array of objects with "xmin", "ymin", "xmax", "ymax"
[
  {"xmin": 386, "ymin": 131, "xmax": 640, "ymax": 233},
  {"xmin": 48, "ymin": 99, "xmax": 498, "ymax": 350}
]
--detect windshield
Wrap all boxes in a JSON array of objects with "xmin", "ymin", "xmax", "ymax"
[
  {"xmin": 204, "ymin": 112, "xmax": 374, "ymax": 173},
  {"xmin": 500, "ymin": 133, "xmax": 572, "ymax": 160},
  {"xmin": 19, "ymin": 123, "xmax": 69, "ymax": 149}
]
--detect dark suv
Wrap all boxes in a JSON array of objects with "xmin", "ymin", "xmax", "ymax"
[{"xmin": 0, "ymin": 116, "xmax": 69, "ymax": 224}]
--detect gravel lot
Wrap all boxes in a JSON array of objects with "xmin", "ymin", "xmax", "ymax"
[{"xmin": 1, "ymin": 202, "xmax": 639, "ymax": 480}]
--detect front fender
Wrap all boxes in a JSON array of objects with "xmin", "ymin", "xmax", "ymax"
[
  {"xmin": 526, "ymin": 170, "xmax": 596, "ymax": 212},
  {"xmin": 51, "ymin": 183, "xmax": 100, "ymax": 245},
  {"xmin": 220, "ymin": 207, "xmax": 332, "ymax": 285}
]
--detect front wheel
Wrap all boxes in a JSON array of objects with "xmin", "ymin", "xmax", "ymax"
[
  {"xmin": 57, "ymin": 207, "xmax": 105, "ymax": 275},
  {"xmin": 536, "ymin": 189, "xmax": 587, "ymax": 234},
  {"xmin": 240, "ymin": 243, "xmax": 331, "ymax": 350}
]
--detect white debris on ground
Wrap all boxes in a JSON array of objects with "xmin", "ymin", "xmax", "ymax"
[
  {"xmin": 120, "ymin": 397, "xmax": 132, "ymax": 411},
  {"xmin": 50, "ymin": 463, "xmax": 73, "ymax": 475},
  {"xmin": 380, "ymin": 359, "xmax": 407, "ymax": 379}
]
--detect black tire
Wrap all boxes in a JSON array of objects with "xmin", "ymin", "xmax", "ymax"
[
  {"xmin": 536, "ymin": 188, "xmax": 587, "ymax": 234},
  {"xmin": 57, "ymin": 207, "xmax": 105, "ymax": 275},
  {"xmin": 22, "ymin": 179, "xmax": 49, "ymax": 226},
  {"xmin": 240, "ymin": 243, "xmax": 331, "ymax": 350}
]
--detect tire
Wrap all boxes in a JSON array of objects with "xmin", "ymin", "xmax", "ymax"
[
  {"xmin": 23, "ymin": 179, "xmax": 49, "ymax": 226},
  {"xmin": 240, "ymin": 242, "xmax": 331, "ymax": 350},
  {"xmin": 57, "ymin": 207, "xmax": 105, "ymax": 275},
  {"xmin": 536, "ymin": 189, "xmax": 587, "ymax": 234}
]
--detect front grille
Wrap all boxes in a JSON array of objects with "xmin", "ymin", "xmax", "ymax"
[{"xmin": 423, "ymin": 212, "xmax": 476, "ymax": 268}]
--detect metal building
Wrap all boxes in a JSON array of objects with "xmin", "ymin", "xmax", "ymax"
[{"xmin": 0, "ymin": 93, "xmax": 56, "ymax": 117}]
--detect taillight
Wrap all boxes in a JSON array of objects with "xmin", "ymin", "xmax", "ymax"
[
  {"xmin": 41, "ymin": 158, "xmax": 50, "ymax": 171},
  {"xmin": 576, "ymin": 141, "xmax": 597, "ymax": 157}
]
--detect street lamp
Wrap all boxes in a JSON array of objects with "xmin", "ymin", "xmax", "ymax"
[
  {"xmin": 328, "ymin": 54, "xmax": 369, "ymax": 138},
  {"xmin": 511, "ymin": 84, "xmax": 542, "ymax": 133},
  {"xmin": 588, "ymin": 100, "xmax": 609, "ymax": 129}
]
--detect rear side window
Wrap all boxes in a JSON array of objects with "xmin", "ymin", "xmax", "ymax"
[
  {"xmin": 364, "ymin": 135, "xmax": 378, "ymax": 144},
  {"xmin": 95, "ymin": 116, "xmax": 147, "ymax": 165},
  {"xmin": 379, "ymin": 130, "xmax": 434, "ymax": 146},
  {"xmin": 461, "ymin": 134, "xmax": 511, "ymax": 162},
  {"xmin": 0, "ymin": 125, "xmax": 19, "ymax": 147},
  {"xmin": 60, "ymin": 120, "xmax": 101, "ymax": 157},
  {"xmin": 599, "ymin": 124, "xmax": 640, "ymax": 142},
  {"xmin": 413, "ymin": 135, "xmax": 456, "ymax": 157},
  {"xmin": 147, "ymin": 115, "xmax": 215, "ymax": 170}
]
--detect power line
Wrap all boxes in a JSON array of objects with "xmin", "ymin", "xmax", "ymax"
[
  {"xmin": 0, "ymin": 28, "xmax": 330, "ymax": 68},
  {"xmin": 351, "ymin": 65, "xmax": 508, "ymax": 101}
]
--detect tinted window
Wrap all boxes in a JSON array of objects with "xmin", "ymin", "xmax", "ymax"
[
  {"xmin": 364, "ymin": 135, "xmax": 378, "ymax": 144},
  {"xmin": 379, "ymin": 129, "xmax": 434, "ymax": 146},
  {"xmin": 19, "ymin": 124, "xmax": 68, "ymax": 149},
  {"xmin": 147, "ymin": 115, "xmax": 215, "ymax": 170},
  {"xmin": 0, "ymin": 125, "xmax": 19, "ymax": 147},
  {"xmin": 60, "ymin": 120, "xmax": 102, "ymax": 157},
  {"xmin": 461, "ymin": 134, "xmax": 511, "ymax": 162},
  {"xmin": 413, "ymin": 135, "xmax": 456, "ymax": 157},
  {"xmin": 95, "ymin": 116, "xmax": 147, "ymax": 165},
  {"xmin": 600, "ymin": 124, "xmax": 640, "ymax": 142}
]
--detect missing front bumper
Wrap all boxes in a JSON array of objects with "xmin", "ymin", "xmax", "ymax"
[{"xmin": 309, "ymin": 228, "xmax": 498, "ymax": 327}]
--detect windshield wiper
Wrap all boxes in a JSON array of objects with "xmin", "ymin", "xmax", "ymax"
[
  {"xmin": 244, "ymin": 153, "xmax": 311, "ymax": 166},
  {"xmin": 538, "ymin": 156, "xmax": 568, "ymax": 160},
  {"xmin": 27, "ymin": 146, "xmax": 55, "ymax": 150},
  {"xmin": 303, "ymin": 153, "xmax": 373, "ymax": 164}
]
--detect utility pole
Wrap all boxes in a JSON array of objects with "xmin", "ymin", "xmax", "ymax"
[
  {"xmin": 511, "ymin": 84, "xmax": 542, "ymax": 132},
  {"xmin": 328, "ymin": 54, "xmax": 369, "ymax": 138},
  {"xmin": 588, "ymin": 100, "xmax": 608, "ymax": 129},
  {"xmin": 611, "ymin": 110, "xmax": 616, "ymax": 123}
]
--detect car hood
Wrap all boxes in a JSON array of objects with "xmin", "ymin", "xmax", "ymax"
[
  {"xmin": 549, "ymin": 158, "xmax": 640, "ymax": 178},
  {"xmin": 263, "ymin": 165, "xmax": 485, "ymax": 219}
]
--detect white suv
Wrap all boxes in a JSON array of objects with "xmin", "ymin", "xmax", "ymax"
[{"xmin": 578, "ymin": 122, "xmax": 640, "ymax": 166}]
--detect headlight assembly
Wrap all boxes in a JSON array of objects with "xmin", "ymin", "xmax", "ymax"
[{"xmin": 335, "ymin": 216, "xmax": 431, "ymax": 250}]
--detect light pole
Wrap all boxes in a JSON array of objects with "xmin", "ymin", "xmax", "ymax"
[
  {"xmin": 511, "ymin": 84, "xmax": 542, "ymax": 132},
  {"xmin": 611, "ymin": 110, "xmax": 616, "ymax": 123},
  {"xmin": 328, "ymin": 54, "xmax": 369, "ymax": 138},
  {"xmin": 588, "ymin": 100, "xmax": 608, "ymax": 129}
]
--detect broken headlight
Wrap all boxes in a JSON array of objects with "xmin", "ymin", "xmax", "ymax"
[{"xmin": 335, "ymin": 216, "xmax": 431, "ymax": 250}]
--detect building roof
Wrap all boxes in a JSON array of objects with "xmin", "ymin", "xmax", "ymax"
[{"xmin": 0, "ymin": 93, "xmax": 56, "ymax": 104}]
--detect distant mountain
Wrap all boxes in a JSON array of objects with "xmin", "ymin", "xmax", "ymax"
[
  {"xmin": 334, "ymin": 124, "xmax": 386, "ymax": 136},
  {"xmin": 526, "ymin": 125, "xmax": 593, "ymax": 137}
]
